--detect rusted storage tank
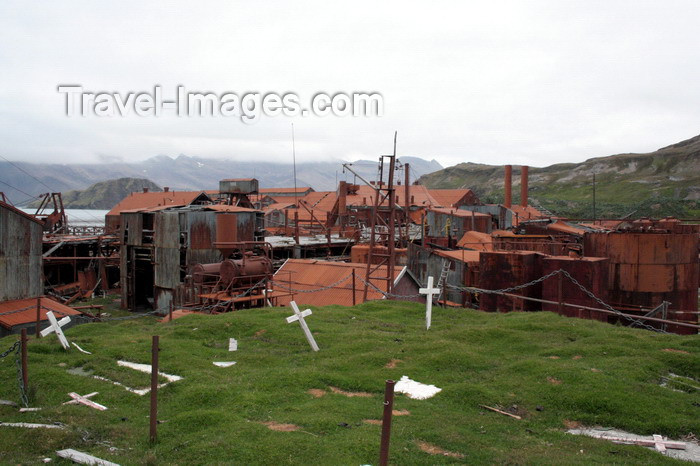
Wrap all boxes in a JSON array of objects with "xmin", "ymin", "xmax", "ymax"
[
  {"xmin": 479, "ymin": 251, "xmax": 542, "ymax": 312},
  {"xmin": 540, "ymin": 256, "xmax": 609, "ymax": 322},
  {"xmin": 191, "ymin": 263, "xmax": 222, "ymax": 285},
  {"xmin": 583, "ymin": 232, "xmax": 699, "ymax": 334},
  {"xmin": 220, "ymin": 254, "xmax": 272, "ymax": 288}
]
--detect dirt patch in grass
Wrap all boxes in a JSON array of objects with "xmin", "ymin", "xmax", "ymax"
[
  {"xmin": 572, "ymin": 355, "xmax": 582, "ymax": 360},
  {"xmin": 363, "ymin": 419, "xmax": 382, "ymax": 425},
  {"xmin": 591, "ymin": 368, "xmax": 602, "ymax": 373},
  {"xmin": 385, "ymin": 358, "xmax": 402, "ymax": 368},
  {"xmin": 416, "ymin": 441, "xmax": 465, "ymax": 459},
  {"xmin": 307, "ymin": 389, "xmax": 326, "ymax": 398},
  {"xmin": 563, "ymin": 419, "xmax": 582, "ymax": 429},
  {"xmin": 547, "ymin": 356, "xmax": 560, "ymax": 359},
  {"xmin": 547, "ymin": 376, "xmax": 562, "ymax": 385},
  {"xmin": 662, "ymin": 348, "xmax": 690, "ymax": 354},
  {"xmin": 260, "ymin": 421, "xmax": 299, "ymax": 432},
  {"xmin": 253, "ymin": 329, "xmax": 267, "ymax": 338},
  {"xmin": 393, "ymin": 409, "xmax": 410, "ymax": 416},
  {"xmin": 329, "ymin": 386, "xmax": 373, "ymax": 398}
]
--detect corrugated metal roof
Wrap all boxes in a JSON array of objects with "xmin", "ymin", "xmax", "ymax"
[
  {"xmin": 427, "ymin": 207, "xmax": 491, "ymax": 218},
  {"xmin": 201, "ymin": 205, "xmax": 260, "ymax": 213},
  {"xmin": 0, "ymin": 297, "xmax": 83, "ymax": 329},
  {"xmin": 457, "ymin": 231, "xmax": 494, "ymax": 251},
  {"xmin": 106, "ymin": 191, "xmax": 212, "ymax": 216},
  {"xmin": 428, "ymin": 189, "xmax": 476, "ymax": 208},
  {"xmin": 260, "ymin": 187, "xmax": 313, "ymax": 194},
  {"xmin": 435, "ymin": 249, "xmax": 481, "ymax": 264},
  {"xmin": 273, "ymin": 259, "xmax": 407, "ymax": 307},
  {"xmin": 0, "ymin": 201, "xmax": 43, "ymax": 225},
  {"xmin": 508, "ymin": 205, "xmax": 545, "ymax": 224}
]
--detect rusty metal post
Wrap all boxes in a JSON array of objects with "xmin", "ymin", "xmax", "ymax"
[
  {"xmin": 35, "ymin": 297, "xmax": 41, "ymax": 338},
  {"xmin": 20, "ymin": 329, "xmax": 28, "ymax": 390},
  {"xmin": 352, "ymin": 269, "xmax": 356, "ymax": 306},
  {"xmin": 404, "ymin": 163, "xmax": 410, "ymax": 246},
  {"xmin": 379, "ymin": 379, "xmax": 396, "ymax": 466},
  {"xmin": 557, "ymin": 273, "xmax": 563, "ymax": 315},
  {"xmin": 150, "ymin": 335, "xmax": 159, "ymax": 443},
  {"xmin": 504, "ymin": 165, "xmax": 512, "ymax": 208},
  {"xmin": 284, "ymin": 209, "xmax": 289, "ymax": 235},
  {"xmin": 294, "ymin": 211, "xmax": 300, "ymax": 245},
  {"xmin": 169, "ymin": 302, "xmax": 173, "ymax": 322}
]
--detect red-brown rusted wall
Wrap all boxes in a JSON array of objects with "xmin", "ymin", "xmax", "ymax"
[
  {"xmin": 541, "ymin": 256, "xmax": 609, "ymax": 322},
  {"xmin": 478, "ymin": 251, "xmax": 542, "ymax": 312},
  {"xmin": 583, "ymin": 232, "xmax": 699, "ymax": 334}
]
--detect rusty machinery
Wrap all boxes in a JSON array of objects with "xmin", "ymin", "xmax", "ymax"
[{"xmin": 189, "ymin": 241, "xmax": 274, "ymax": 311}]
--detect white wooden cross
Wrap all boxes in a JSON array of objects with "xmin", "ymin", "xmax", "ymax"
[
  {"xmin": 286, "ymin": 301, "xmax": 319, "ymax": 351},
  {"xmin": 65, "ymin": 392, "xmax": 107, "ymax": 411},
  {"xmin": 40, "ymin": 311, "xmax": 70, "ymax": 350},
  {"xmin": 419, "ymin": 276, "xmax": 440, "ymax": 330}
]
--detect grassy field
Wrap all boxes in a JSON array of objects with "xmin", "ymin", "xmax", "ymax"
[{"xmin": 0, "ymin": 300, "xmax": 698, "ymax": 464}]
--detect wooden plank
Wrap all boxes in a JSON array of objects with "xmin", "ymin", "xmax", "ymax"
[
  {"xmin": 68, "ymin": 392, "xmax": 108, "ymax": 411},
  {"xmin": 44, "ymin": 311, "xmax": 70, "ymax": 350},
  {"xmin": 0, "ymin": 421, "xmax": 63, "ymax": 429},
  {"xmin": 586, "ymin": 434, "xmax": 686, "ymax": 450},
  {"xmin": 479, "ymin": 405, "xmax": 522, "ymax": 420},
  {"xmin": 56, "ymin": 448, "xmax": 120, "ymax": 466},
  {"xmin": 40, "ymin": 316, "xmax": 70, "ymax": 337}
]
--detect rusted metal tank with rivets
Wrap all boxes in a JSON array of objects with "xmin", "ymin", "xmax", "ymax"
[{"xmin": 220, "ymin": 253, "xmax": 272, "ymax": 288}]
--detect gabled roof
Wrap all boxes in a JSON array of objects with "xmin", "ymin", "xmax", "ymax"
[
  {"xmin": 427, "ymin": 207, "xmax": 491, "ymax": 219},
  {"xmin": 0, "ymin": 297, "xmax": 83, "ymax": 329},
  {"xmin": 0, "ymin": 201, "xmax": 43, "ymax": 225},
  {"xmin": 508, "ymin": 205, "xmax": 545, "ymax": 224},
  {"xmin": 427, "ymin": 189, "xmax": 477, "ymax": 208},
  {"xmin": 107, "ymin": 191, "xmax": 212, "ymax": 216},
  {"xmin": 273, "ymin": 259, "xmax": 410, "ymax": 307}
]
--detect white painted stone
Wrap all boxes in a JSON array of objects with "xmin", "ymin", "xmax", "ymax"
[
  {"xmin": 286, "ymin": 301, "xmax": 319, "ymax": 352},
  {"xmin": 228, "ymin": 338, "xmax": 237, "ymax": 351}
]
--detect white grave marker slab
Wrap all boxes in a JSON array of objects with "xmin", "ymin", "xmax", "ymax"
[
  {"xmin": 228, "ymin": 338, "xmax": 237, "ymax": 351},
  {"xmin": 41, "ymin": 312, "xmax": 70, "ymax": 350},
  {"xmin": 394, "ymin": 375, "xmax": 442, "ymax": 400},
  {"xmin": 286, "ymin": 301, "xmax": 319, "ymax": 351},
  {"xmin": 419, "ymin": 276, "xmax": 440, "ymax": 330},
  {"xmin": 56, "ymin": 449, "xmax": 119, "ymax": 466},
  {"xmin": 213, "ymin": 361, "xmax": 237, "ymax": 367}
]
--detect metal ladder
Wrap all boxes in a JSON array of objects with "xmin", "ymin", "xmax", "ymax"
[{"xmin": 435, "ymin": 259, "xmax": 451, "ymax": 304}]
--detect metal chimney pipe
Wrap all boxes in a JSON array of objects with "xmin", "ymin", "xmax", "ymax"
[
  {"xmin": 520, "ymin": 165, "xmax": 529, "ymax": 207},
  {"xmin": 504, "ymin": 165, "xmax": 512, "ymax": 208}
]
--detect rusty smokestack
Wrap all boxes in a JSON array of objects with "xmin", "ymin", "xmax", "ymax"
[
  {"xmin": 504, "ymin": 165, "xmax": 512, "ymax": 208},
  {"xmin": 520, "ymin": 165, "xmax": 529, "ymax": 207},
  {"xmin": 163, "ymin": 187, "xmax": 169, "ymax": 192}
]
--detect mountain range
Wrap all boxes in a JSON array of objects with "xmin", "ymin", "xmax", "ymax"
[
  {"xmin": 0, "ymin": 155, "xmax": 442, "ymax": 206},
  {"xmin": 418, "ymin": 134, "xmax": 700, "ymax": 219}
]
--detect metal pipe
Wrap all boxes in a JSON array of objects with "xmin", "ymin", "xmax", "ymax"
[
  {"xmin": 379, "ymin": 379, "xmax": 396, "ymax": 466},
  {"xmin": 504, "ymin": 165, "xmax": 512, "ymax": 208},
  {"xmin": 520, "ymin": 165, "xmax": 529, "ymax": 207},
  {"xmin": 150, "ymin": 335, "xmax": 159, "ymax": 443}
]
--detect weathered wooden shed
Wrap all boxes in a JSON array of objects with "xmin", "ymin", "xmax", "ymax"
[{"xmin": 0, "ymin": 201, "xmax": 43, "ymax": 301}]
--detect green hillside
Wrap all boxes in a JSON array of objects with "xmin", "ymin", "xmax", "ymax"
[
  {"xmin": 0, "ymin": 301, "xmax": 697, "ymax": 464},
  {"xmin": 27, "ymin": 178, "xmax": 161, "ymax": 210},
  {"xmin": 418, "ymin": 135, "xmax": 700, "ymax": 219}
]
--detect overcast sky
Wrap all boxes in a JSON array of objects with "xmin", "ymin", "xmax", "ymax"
[{"xmin": 1, "ymin": 1, "xmax": 700, "ymax": 168}]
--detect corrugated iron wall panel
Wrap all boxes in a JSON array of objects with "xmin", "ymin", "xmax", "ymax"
[
  {"xmin": 0, "ymin": 206, "xmax": 42, "ymax": 301},
  {"xmin": 187, "ymin": 211, "xmax": 216, "ymax": 249},
  {"xmin": 154, "ymin": 247, "xmax": 180, "ymax": 289},
  {"xmin": 155, "ymin": 211, "xmax": 180, "ymax": 248}
]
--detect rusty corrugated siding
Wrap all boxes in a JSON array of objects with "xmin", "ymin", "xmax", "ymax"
[
  {"xmin": 0, "ymin": 204, "xmax": 43, "ymax": 301},
  {"xmin": 479, "ymin": 251, "xmax": 542, "ymax": 312},
  {"xmin": 541, "ymin": 256, "xmax": 609, "ymax": 321},
  {"xmin": 583, "ymin": 232, "xmax": 699, "ymax": 334}
]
